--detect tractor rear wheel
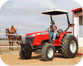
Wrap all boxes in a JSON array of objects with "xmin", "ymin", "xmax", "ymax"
[
  {"xmin": 41, "ymin": 44, "xmax": 55, "ymax": 61},
  {"xmin": 61, "ymin": 35, "xmax": 78, "ymax": 58}
]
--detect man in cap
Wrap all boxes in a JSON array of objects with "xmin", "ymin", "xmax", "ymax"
[{"xmin": 50, "ymin": 21, "xmax": 59, "ymax": 43}]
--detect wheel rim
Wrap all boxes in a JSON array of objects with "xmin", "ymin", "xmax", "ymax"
[
  {"xmin": 47, "ymin": 48, "xmax": 54, "ymax": 58},
  {"xmin": 70, "ymin": 40, "xmax": 76, "ymax": 53}
]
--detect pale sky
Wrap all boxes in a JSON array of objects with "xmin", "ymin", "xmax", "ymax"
[
  {"xmin": 0, "ymin": 0, "xmax": 81, "ymax": 38},
  {"xmin": 0, "ymin": 0, "xmax": 8, "ymax": 9}
]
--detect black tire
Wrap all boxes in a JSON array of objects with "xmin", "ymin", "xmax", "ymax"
[
  {"xmin": 61, "ymin": 35, "xmax": 78, "ymax": 58},
  {"xmin": 41, "ymin": 44, "xmax": 55, "ymax": 61},
  {"xmin": 20, "ymin": 44, "xmax": 32, "ymax": 59}
]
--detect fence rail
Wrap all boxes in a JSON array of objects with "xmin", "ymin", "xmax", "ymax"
[
  {"xmin": 0, "ymin": 33, "xmax": 25, "ymax": 41},
  {"xmin": 0, "ymin": 33, "xmax": 25, "ymax": 35},
  {"xmin": 0, "ymin": 46, "xmax": 20, "ymax": 48}
]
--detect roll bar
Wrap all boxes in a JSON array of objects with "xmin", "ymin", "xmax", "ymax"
[{"xmin": 50, "ymin": 13, "xmax": 71, "ymax": 32}]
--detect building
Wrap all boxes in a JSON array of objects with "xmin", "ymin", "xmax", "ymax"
[{"xmin": 72, "ymin": 7, "xmax": 83, "ymax": 47}]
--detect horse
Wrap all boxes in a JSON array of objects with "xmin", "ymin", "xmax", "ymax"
[{"xmin": 6, "ymin": 28, "xmax": 22, "ymax": 50}]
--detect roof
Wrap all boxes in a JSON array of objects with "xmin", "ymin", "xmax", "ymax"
[
  {"xmin": 42, "ymin": 9, "xmax": 68, "ymax": 15},
  {"xmin": 72, "ymin": 7, "xmax": 82, "ymax": 12}
]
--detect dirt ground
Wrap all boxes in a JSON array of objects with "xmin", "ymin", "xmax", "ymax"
[{"xmin": 0, "ymin": 41, "xmax": 83, "ymax": 66}]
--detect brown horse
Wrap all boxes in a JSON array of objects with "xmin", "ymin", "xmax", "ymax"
[{"xmin": 6, "ymin": 28, "xmax": 22, "ymax": 50}]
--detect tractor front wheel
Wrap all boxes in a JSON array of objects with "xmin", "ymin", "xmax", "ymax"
[
  {"xmin": 41, "ymin": 44, "xmax": 55, "ymax": 61},
  {"xmin": 20, "ymin": 44, "xmax": 32, "ymax": 59}
]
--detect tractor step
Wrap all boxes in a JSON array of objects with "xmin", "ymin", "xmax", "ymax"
[{"xmin": 33, "ymin": 49, "xmax": 41, "ymax": 53}]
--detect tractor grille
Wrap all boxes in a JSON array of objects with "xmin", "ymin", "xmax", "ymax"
[{"xmin": 25, "ymin": 37, "xmax": 34, "ymax": 44}]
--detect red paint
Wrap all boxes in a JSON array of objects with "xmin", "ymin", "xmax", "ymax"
[
  {"xmin": 72, "ymin": 7, "xmax": 82, "ymax": 12},
  {"xmin": 58, "ymin": 31, "xmax": 72, "ymax": 46},
  {"xmin": 72, "ymin": 7, "xmax": 83, "ymax": 35},
  {"xmin": 72, "ymin": 13, "xmax": 74, "ymax": 35},
  {"xmin": 52, "ymin": 32, "xmax": 72, "ymax": 46},
  {"xmin": 32, "ymin": 34, "xmax": 49, "ymax": 46},
  {"xmin": 26, "ymin": 31, "xmax": 72, "ymax": 47},
  {"xmin": 26, "ymin": 31, "xmax": 49, "ymax": 46}
]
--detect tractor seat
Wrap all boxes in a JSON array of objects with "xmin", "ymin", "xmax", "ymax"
[
  {"xmin": 57, "ymin": 28, "xmax": 63, "ymax": 33},
  {"xmin": 56, "ymin": 29, "xmax": 63, "ymax": 39}
]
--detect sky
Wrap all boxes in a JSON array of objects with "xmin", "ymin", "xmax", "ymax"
[{"xmin": 0, "ymin": 0, "xmax": 81, "ymax": 38}]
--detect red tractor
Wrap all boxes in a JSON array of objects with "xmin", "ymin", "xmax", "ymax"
[{"xmin": 20, "ymin": 10, "xmax": 78, "ymax": 61}]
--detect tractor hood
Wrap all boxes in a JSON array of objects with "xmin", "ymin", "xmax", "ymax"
[{"xmin": 26, "ymin": 31, "xmax": 48, "ymax": 37}]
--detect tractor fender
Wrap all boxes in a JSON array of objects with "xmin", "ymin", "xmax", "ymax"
[
  {"xmin": 41, "ymin": 40, "xmax": 49, "ymax": 46},
  {"xmin": 58, "ymin": 31, "xmax": 72, "ymax": 45}
]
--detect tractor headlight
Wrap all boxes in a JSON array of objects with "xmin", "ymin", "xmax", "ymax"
[{"xmin": 29, "ymin": 34, "xmax": 36, "ymax": 37}]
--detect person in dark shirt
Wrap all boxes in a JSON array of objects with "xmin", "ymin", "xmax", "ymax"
[{"xmin": 50, "ymin": 21, "xmax": 59, "ymax": 43}]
